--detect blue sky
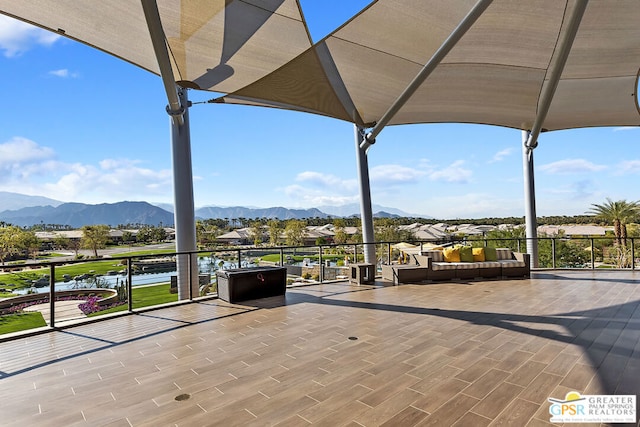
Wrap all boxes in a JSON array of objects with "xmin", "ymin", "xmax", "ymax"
[{"xmin": 0, "ymin": 3, "xmax": 639, "ymax": 219}]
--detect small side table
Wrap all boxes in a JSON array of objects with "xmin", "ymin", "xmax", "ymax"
[{"xmin": 349, "ymin": 263, "xmax": 376, "ymax": 285}]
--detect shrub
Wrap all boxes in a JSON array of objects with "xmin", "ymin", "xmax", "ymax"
[{"xmin": 78, "ymin": 296, "xmax": 100, "ymax": 314}]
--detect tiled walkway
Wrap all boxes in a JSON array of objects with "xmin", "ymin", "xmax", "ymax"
[
  {"xmin": 0, "ymin": 271, "xmax": 639, "ymax": 426},
  {"xmin": 23, "ymin": 301, "xmax": 87, "ymax": 324}
]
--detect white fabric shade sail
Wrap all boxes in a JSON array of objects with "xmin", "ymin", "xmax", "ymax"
[
  {"xmin": 218, "ymin": 0, "xmax": 640, "ymax": 131},
  {"xmin": 2, "ymin": 0, "xmax": 638, "ymax": 132},
  {"xmin": 0, "ymin": 0, "xmax": 313, "ymax": 94}
]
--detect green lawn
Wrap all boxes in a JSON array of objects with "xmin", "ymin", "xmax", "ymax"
[
  {"xmin": 0, "ymin": 248, "xmax": 178, "ymax": 291},
  {"xmin": 0, "ymin": 283, "xmax": 181, "ymax": 334},
  {"xmin": 0, "ymin": 291, "xmax": 18, "ymax": 298},
  {"xmin": 260, "ymin": 254, "xmax": 345, "ymax": 264},
  {"xmin": 0, "ymin": 312, "xmax": 47, "ymax": 334},
  {"xmin": 88, "ymin": 283, "xmax": 178, "ymax": 316}
]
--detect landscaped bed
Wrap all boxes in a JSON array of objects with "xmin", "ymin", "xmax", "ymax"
[{"xmin": 0, "ymin": 283, "xmax": 180, "ymax": 335}]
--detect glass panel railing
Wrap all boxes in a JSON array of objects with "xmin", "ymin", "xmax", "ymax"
[
  {"xmin": 0, "ymin": 263, "xmax": 51, "ymax": 334},
  {"xmin": 4, "ymin": 236, "xmax": 640, "ymax": 337}
]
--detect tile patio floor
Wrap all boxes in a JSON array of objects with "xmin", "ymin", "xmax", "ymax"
[{"xmin": 0, "ymin": 270, "xmax": 639, "ymax": 426}]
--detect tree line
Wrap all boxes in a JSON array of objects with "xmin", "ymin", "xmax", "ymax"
[{"xmin": 2, "ymin": 198, "xmax": 638, "ymax": 263}]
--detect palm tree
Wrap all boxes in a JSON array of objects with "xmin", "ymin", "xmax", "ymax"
[{"xmin": 587, "ymin": 198, "xmax": 640, "ymax": 246}]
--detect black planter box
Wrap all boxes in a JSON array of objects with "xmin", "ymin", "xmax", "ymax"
[{"xmin": 216, "ymin": 266, "xmax": 287, "ymax": 303}]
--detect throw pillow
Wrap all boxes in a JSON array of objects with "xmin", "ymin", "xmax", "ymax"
[
  {"xmin": 484, "ymin": 247, "xmax": 497, "ymax": 261},
  {"xmin": 443, "ymin": 246, "xmax": 461, "ymax": 263},
  {"xmin": 472, "ymin": 247, "xmax": 485, "ymax": 262},
  {"xmin": 459, "ymin": 245, "xmax": 474, "ymax": 262}
]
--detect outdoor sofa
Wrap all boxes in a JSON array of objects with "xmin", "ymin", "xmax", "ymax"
[{"xmin": 381, "ymin": 246, "xmax": 530, "ymax": 285}]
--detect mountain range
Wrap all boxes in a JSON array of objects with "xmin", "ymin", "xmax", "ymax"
[{"xmin": 0, "ymin": 192, "xmax": 428, "ymax": 227}]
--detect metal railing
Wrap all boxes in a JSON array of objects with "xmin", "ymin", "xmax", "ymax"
[{"xmin": 1, "ymin": 236, "xmax": 638, "ymax": 337}]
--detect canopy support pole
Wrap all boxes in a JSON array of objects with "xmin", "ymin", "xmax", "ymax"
[
  {"xmin": 524, "ymin": 0, "xmax": 588, "ymax": 152},
  {"xmin": 355, "ymin": 125, "xmax": 376, "ymax": 264},
  {"xmin": 522, "ymin": 131, "xmax": 539, "ymax": 267},
  {"xmin": 352, "ymin": 0, "xmax": 493, "ymax": 267},
  {"xmin": 520, "ymin": 0, "xmax": 587, "ymax": 269},
  {"xmin": 171, "ymin": 88, "xmax": 199, "ymax": 298},
  {"xmin": 363, "ymin": 0, "xmax": 493, "ymax": 148},
  {"xmin": 142, "ymin": 0, "xmax": 197, "ymax": 298}
]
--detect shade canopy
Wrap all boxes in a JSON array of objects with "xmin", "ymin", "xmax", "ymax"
[
  {"xmin": 0, "ymin": 0, "xmax": 313, "ymax": 94},
  {"xmin": 218, "ymin": 0, "xmax": 640, "ymax": 131},
  {"xmin": 2, "ymin": 0, "xmax": 639, "ymax": 132}
]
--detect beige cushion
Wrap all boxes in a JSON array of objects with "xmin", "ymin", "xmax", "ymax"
[
  {"xmin": 423, "ymin": 250, "xmax": 444, "ymax": 262},
  {"xmin": 496, "ymin": 248, "xmax": 513, "ymax": 260}
]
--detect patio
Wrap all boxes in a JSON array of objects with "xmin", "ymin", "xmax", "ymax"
[{"xmin": 0, "ymin": 271, "xmax": 639, "ymax": 426}]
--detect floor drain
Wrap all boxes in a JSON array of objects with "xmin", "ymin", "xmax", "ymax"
[
  {"xmin": 348, "ymin": 336, "xmax": 358, "ymax": 341},
  {"xmin": 175, "ymin": 393, "xmax": 191, "ymax": 401}
]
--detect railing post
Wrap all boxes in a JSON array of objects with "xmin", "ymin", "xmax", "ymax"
[
  {"xmin": 49, "ymin": 264, "xmax": 55, "ymax": 328},
  {"xmin": 388, "ymin": 243, "xmax": 392, "ymax": 265},
  {"xmin": 632, "ymin": 238, "xmax": 635, "ymax": 270},
  {"xmin": 237, "ymin": 249, "xmax": 242, "ymax": 268},
  {"xmin": 319, "ymin": 246, "xmax": 324, "ymax": 283},
  {"xmin": 188, "ymin": 252, "xmax": 193, "ymax": 300},
  {"xmin": 353, "ymin": 244, "xmax": 358, "ymax": 263},
  {"xmin": 590, "ymin": 238, "xmax": 595, "ymax": 270},
  {"xmin": 279, "ymin": 248, "xmax": 284, "ymax": 266},
  {"xmin": 127, "ymin": 257, "xmax": 133, "ymax": 312},
  {"xmin": 551, "ymin": 238, "xmax": 556, "ymax": 269}
]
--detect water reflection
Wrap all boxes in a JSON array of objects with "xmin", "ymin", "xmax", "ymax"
[{"xmin": 15, "ymin": 256, "xmax": 256, "ymax": 295}]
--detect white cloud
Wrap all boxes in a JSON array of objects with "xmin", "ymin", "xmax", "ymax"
[
  {"xmin": 44, "ymin": 159, "xmax": 173, "ymax": 201},
  {"xmin": 539, "ymin": 159, "xmax": 606, "ymax": 174},
  {"xmin": 296, "ymin": 171, "xmax": 344, "ymax": 187},
  {"xmin": 489, "ymin": 147, "xmax": 514, "ymax": 163},
  {"xmin": 613, "ymin": 127, "xmax": 638, "ymax": 132},
  {"xmin": 616, "ymin": 160, "xmax": 640, "ymax": 174},
  {"xmin": 0, "ymin": 137, "xmax": 172, "ymax": 202},
  {"xmin": 283, "ymin": 184, "xmax": 358, "ymax": 206},
  {"xmin": 294, "ymin": 171, "xmax": 358, "ymax": 191},
  {"xmin": 283, "ymin": 171, "xmax": 365, "ymax": 206},
  {"xmin": 0, "ymin": 137, "xmax": 56, "ymax": 178},
  {"xmin": 425, "ymin": 193, "xmax": 522, "ymax": 218},
  {"xmin": 370, "ymin": 164, "xmax": 425, "ymax": 185},
  {"xmin": 544, "ymin": 179, "xmax": 597, "ymax": 200},
  {"xmin": 0, "ymin": 15, "xmax": 60, "ymax": 57},
  {"xmin": 48, "ymin": 69, "xmax": 78, "ymax": 78},
  {"xmin": 428, "ymin": 160, "xmax": 472, "ymax": 183}
]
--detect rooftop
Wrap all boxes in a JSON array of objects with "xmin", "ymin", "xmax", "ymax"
[{"xmin": 1, "ymin": 271, "xmax": 639, "ymax": 426}]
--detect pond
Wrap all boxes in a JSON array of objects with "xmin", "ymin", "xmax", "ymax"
[{"xmin": 13, "ymin": 256, "xmax": 256, "ymax": 295}]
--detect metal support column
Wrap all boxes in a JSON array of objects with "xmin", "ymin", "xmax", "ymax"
[
  {"xmin": 354, "ymin": 125, "xmax": 376, "ymax": 264},
  {"xmin": 142, "ymin": 0, "xmax": 198, "ymax": 298},
  {"xmin": 172, "ymin": 87, "xmax": 199, "ymax": 299},
  {"xmin": 349, "ymin": 0, "xmax": 493, "ymax": 266},
  {"xmin": 519, "ymin": 1, "xmax": 587, "ymax": 270},
  {"xmin": 522, "ymin": 130, "xmax": 539, "ymax": 267}
]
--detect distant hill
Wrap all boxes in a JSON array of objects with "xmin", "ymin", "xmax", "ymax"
[
  {"xmin": 318, "ymin": 203, "xmax": 431, "ymax": 218},
  {"xmin": 0, "ymin": 191, "xmax": 63, "ymax": 211},
  {"xmin": 0, "ymin": 201, "xmax": 174, "ymax": 228},
  {"xmin": 195, "ymin": 206, "xmax": 329, "ymax": 220},
  {"xmin": 373, "ymin": 211, "xmax": 401, "ymax": 218},
  {"xmin": 0, "ymin": 192, "xmax": 430, "ymax": 227},
  {"xmin": 152, "ymin": 202, "xmax": 174, "ymax": 213}
]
